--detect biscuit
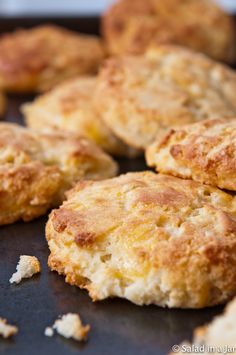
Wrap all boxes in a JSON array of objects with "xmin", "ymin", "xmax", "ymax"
[
  {"xmin": 102, "ymin": 0, "xmax": 235, "ymax": 63},
  {"xmin": 95, "ymin": 46, "xmax": 236, "ymax": 149},
  {"xmin": 0, "ymin": 318, "xmax": 18, "ymax": 338},
  {"xmin": 170, "ymin": 297, "xmax": 236, "ymax": 354},
  {"xmin": 22, "ymin": 76, "xmax": 139, "ymax": 157},
  {"xmin": 45, "ymin": 313, "xmax": 90, "ymax": 341},
  {"xmin": 46, "ymin": 171, "xmax": 236, "ymax": 308},
  {"xmin": 0, "ymin": 123, "xmax": 117, "ymax": 225},
  {"xmin": 194, "ymin": 297, "xmax": 236, "ymax": 351},
  {"xmin": 146, "ymin": 118, "xmax": 236, "ymax": 191},
  {"xmin": 0, "ymin": 25, "xmax": 105, "ymax": 93},
  {"xmin": 9, "ymin": 255, "xmax": 41, "ymax": 284}
]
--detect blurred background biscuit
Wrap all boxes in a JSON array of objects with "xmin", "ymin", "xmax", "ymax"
[
  {"xmin": 102, "ymin": 0, "xmax": 235, "ymax": 63},
  {"xmin": 0, "ymin": 25, "xmax": 105, "ymax": 93},
  {"xmin": 95, "ymin": 46, "xmax": 236, "ymax": 150},
  {"xmin": 22, "ymin": 76, "xmax": 139, "ymax": 157}
]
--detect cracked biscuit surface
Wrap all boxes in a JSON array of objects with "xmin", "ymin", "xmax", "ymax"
[
  {"xmin": 47, "ymin": 171, "xmax": 236, "ymax": 308},
  {"xmin": 95, "ymin": 46, "xmax": 236, "ymax": 150},
  {"xmin": 0, "ymin": 25, "xmax": 105, "ymax": 93},
  {"xmin": 0, "ymin": 123, "xmax": 117, "ymax": 225},
  {"xmin": 102, "ymin": 0, "xmax": 235, "ymax": 63},
  {"xmin": 22, "ymin": 76, "xmax": 139, "ymax": 157},
  {"xmin": 146, "ymin": 118, "xmax": 236, "ymax": 191}
]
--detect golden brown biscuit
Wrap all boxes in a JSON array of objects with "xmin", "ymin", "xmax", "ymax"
[
  {"xmin": 22, "ymin": 76, "xmax": 139, "ymax": 157},
  {"xmin": 95, "ymin": 46, "xmax": 236, "ymax": 150},
  {"xmin": 0, "ymin": 123, "xmax": 117, "ymax": 225},
  {"xmin": 102, "ymin": 0, "xmax": 235, "ymax": 63},
  {"xmin": 0, "ymin": 25, "xmax": 105, "ymax": 93},
  {"xmin": 169, "ymin": 297, "xmax": 236, "ymax": 354},
  {"xmin": 46, "ymin": 171, "xmax": 236, "ymax": 308},
  {"xmin": 146, "ymin": 118, "xmax": 236, "ymax": 191}
]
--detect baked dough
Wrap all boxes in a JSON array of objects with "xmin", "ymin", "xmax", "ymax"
[
  {"xmin": 47, "ymin": 171, "xmax": 236, "ymax": 308},
  {"xmin": 22, "ymin": 76, "xmax": 139, "ymax": 157},
  {"xmin": 95, "ymin": 46, "xmax": 236, "ymax": 149},
  {"xmin": 0, "ymin": 25, "xmax": 105, "ymax": 93},
  {"xmin": 102, "ymin": 0, "xmax": 235, "ymax": 63},
  {"xmin": 169, "ymin": 297, "xmax": 236, "ymax": 354},
  {"xmin": 0, "ymin": 123, "xmax": 117, "ymax": 225},
  {"xmin": 146, "ymin": 118, "xmax": 236, "ymax": 191}
]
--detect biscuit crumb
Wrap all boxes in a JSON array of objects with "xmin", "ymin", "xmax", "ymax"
[
  {"xmin": 45, "ymin": 313, "xmax": 90, "ymax": 341},
  {"xmin": 10, "ymin": 255, "xmax": 41, "ymax": 284},
  {"xmin": 0, "ymin": 318, "xmax": 18, "ymax": 338},
  {"xmin": 44, "ymin": 327, "xmax": 54, "ymax": 337}
]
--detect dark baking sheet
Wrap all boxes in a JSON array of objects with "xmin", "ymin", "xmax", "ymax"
[{"xmin": 0, "ymin": 18, "xmax": 225, "ymax": 355}]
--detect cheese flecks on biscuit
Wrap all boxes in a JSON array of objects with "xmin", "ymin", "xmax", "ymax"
[
  {"xmin": 0, "ymin": 318, "xmax": 18, "ymax": 338},
  {"xmin": 0, "ymin": 123, "xmax": 117, "ymax": 225},
  {"xmin": 95, "ymin": 46, "xmax": 236, "ymax": 149},
  {"xmin": 102, "ymin": 0, "xmax": 235, "ymax": 63},
  {"xmin": 146, "ymin": 118, "xmax": 236, "ymax": 191},
  {"xmin": 22, "ymin": 76, "xmax": 139, "ymax": 157},
  {"xmin": 0, "ymin": 25, "xmax": 105, "ymax": 93},
  {"xmin": 46, "ymin": 172, "xmax": 236, "ymax": 308},
  {"xmin": 45, "ymin": 313, "xmax": 90, "ymax": 341},
  {"xmin": 10, "ymin": 255, "xmax": 41, "ymax": 284}
]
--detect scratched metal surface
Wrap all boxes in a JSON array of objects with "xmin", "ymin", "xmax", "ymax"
[{"xmin": 0, "ymin": 18, "xmax": 225, "ymax": 355}]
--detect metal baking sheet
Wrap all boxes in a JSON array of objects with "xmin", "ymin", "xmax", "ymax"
[{"xmin": 0, "ymin": 18, "xmax": 226, "ymax": 355}]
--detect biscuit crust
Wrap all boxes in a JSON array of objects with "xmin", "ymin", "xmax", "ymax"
[
  {"xmin": 146, "ymin": 118, "xmax": 236, "ymax": 191},
  {"xmin": 0, "ymin": 123, "xmax": 117, "ymax": 225},
  {"xmin": 0, "ymin": 25, "xmax": 105, "ymax": 93},
  {"xmin": 96, "ymin": 46, "xmax": 236, "ymax": 149},
  {"xmin": 102, "ymin": 0, "xmax": 235, "ymax": 63},
  {"xmin": 22, "ymin": 77, "xmax": 139, "ymax": 157},
  {"xmin": 47, "ymin": 172, "xmax": 236, "ymax": 308}
]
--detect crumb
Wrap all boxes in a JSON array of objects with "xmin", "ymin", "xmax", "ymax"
[
  {"xmin": 45, "ymin": 313, "xmax": 90, "ymax": 341},
  {"xmin": 0, "ymin": 318, "xmax": 18, "ymax": 338},
  {"xmin": 9, "ymin": 255, "xmax": 41, "ymax": 284},
  {"xmin": 44, "ymin": 327, "xmax": 54, "ymax": 337}
]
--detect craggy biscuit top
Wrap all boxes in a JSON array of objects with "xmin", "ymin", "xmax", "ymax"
[
  {"xmin": 102, "ymin": 0, "xmax": 235, "ymax": 63},
  {"xmin": 0, "ymin": 123, "xmax": 117, "ymax": 225},
  {"xmin": 96, "ymin": 46, "xmax": 236, "ymax": 149},
  {"xmin": 22, "ymin": 76, "xmax": 139, "ymax": 157},
  {"xmin": 0, "ymin": 25, "xmax": 105, "ymax": 92},
  {"xmin": 146, "ymin": 118, "xmax": 236, "ymax": 191},
  {"xmin": 47, "ymin": 172, "xmax": 236, "ymax": 308}
]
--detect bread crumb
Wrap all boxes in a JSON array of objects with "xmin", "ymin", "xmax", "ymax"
[
  {"xmin": 0, "ymin": 318, "xmax": 18, "ymax": 338},
  {"xmin": 45, "ymin": 313, "xmax": 90, "ymax": 341},
  {"xmin": 44, "ymin": 327, "xmax": 54, "ymax": 337},
  {"xmin": 9, "ymin": 255, "xmax": 41, "ymax": 284}
]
